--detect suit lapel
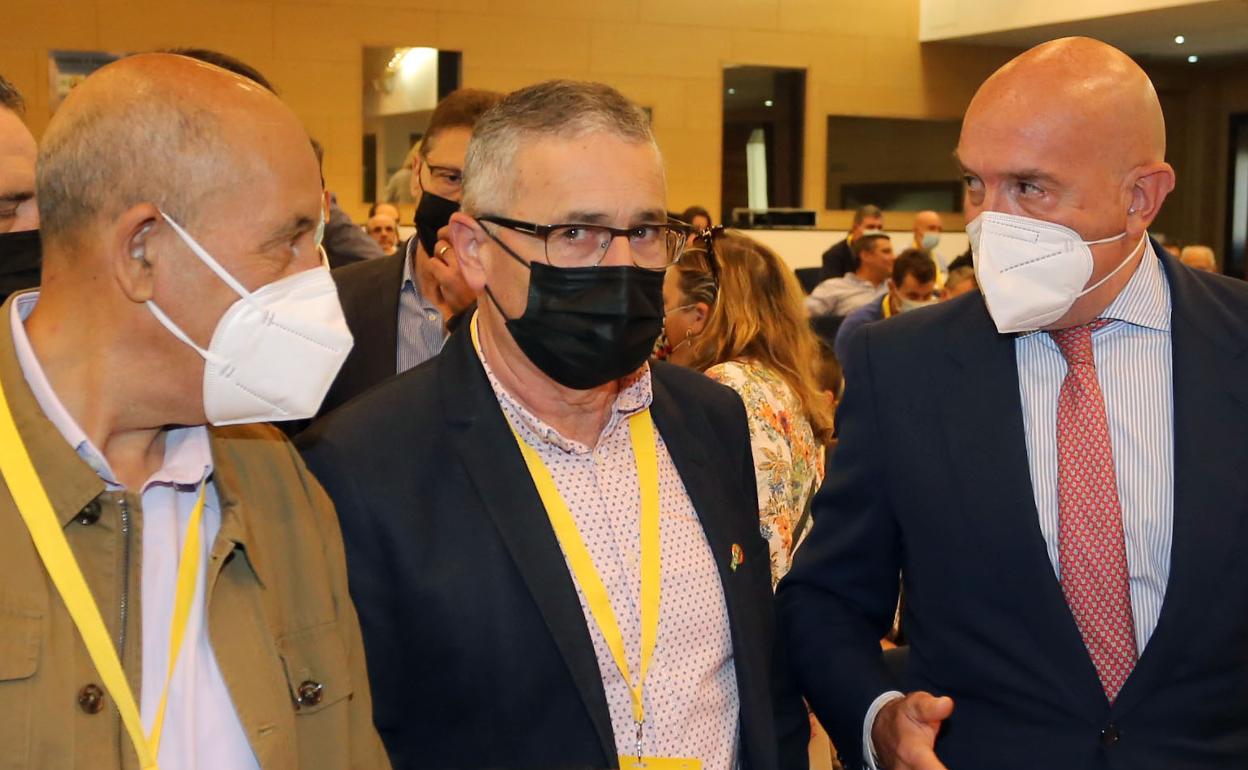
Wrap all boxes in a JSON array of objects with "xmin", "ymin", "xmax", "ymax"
[
  {"xmin": 336, "ymin": 251, "xmax": 404, "ymax": 396},
  {"xmin": 439, "ymin": 330, "xmax": 617, "ymax": 761},
  {"xmin": 938, "ymin": 298, "xmax": 1106, "ymax": 715},
  {"xmin": 1114, "ymin": 253, "xmax": 1248, "ymax": 713}
]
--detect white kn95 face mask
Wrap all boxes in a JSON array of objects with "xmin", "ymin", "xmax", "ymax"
[
  {"xmin": 145, "ymin": 211, "xmax": 354, "ymax": 425},
  {"xmin": 968, "ymin": 211, "xmax": 1146, "ymax": 334}
]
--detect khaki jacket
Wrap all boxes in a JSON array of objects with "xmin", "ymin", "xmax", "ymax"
[{"xmin": 0, "ymin": 294, "xmax": 391, "ymax": 770}]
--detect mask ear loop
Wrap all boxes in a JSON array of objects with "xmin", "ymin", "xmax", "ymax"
[
  {"xmin": 160, "ymin": 211, "xmax": 257, "ymax": 303},
  {"xmin": 1076, "ymin": 231, "xmax": 1149, "ymax": 299},
  {"xmin": 144, "ymin": 299, "xmax": 230, "ymax": 369}
]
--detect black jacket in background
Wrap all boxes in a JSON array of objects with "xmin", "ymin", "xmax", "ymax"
[
  {"xmin": 820, "ymin": 237, "xmax": 855, "ymax": 280},
  {"xmin": 298, "ymin": 327, "xmax": 809, "ymax": 770}
]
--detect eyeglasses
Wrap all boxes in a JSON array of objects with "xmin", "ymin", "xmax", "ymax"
[
  {"xmin": 420, "ymin": 160, "xmax": 464, "ymax": 198},
  {"xmin": 478, "ymin": 215, "xmax": 693, "ymax": 270},
  {"xmin": 679, "ymin": 224, "xmax": 724, "ymax": 286}
]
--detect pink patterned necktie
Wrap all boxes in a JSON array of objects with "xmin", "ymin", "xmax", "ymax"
[{"xmin": 1050, "ymin": 319, "xmax": 1137, "ymax": 702}]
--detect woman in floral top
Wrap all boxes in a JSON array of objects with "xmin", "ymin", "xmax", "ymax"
[{"xmin": 660, "ymin": 229, "xmax": 835, "ymax": 586}]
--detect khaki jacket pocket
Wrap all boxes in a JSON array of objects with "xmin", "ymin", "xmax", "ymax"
[
  {"xmin": 279, "ymin": 622, "xmax": 354, "ymax": 714},
  {"xmin": 0, "ymin": 596, "xmax": 41, "ymax": 768}
]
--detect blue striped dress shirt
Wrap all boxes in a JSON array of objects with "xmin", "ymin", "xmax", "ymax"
[
  {"xmin": 1016, "ymin": 241, "xmax": 1174, "ymax": 655},
  {"xmin": 397, "ymin": 238, "xmax": 449, "ymax": 373}
]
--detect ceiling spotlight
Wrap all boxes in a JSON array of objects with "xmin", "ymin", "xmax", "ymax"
[
  {"xmin": 1174, "ymin": 35, "xmax": 1185, "ymax": 44},
  {"xmin": 1188, "ymin": 54, "xmax": 1199, "ymax": 63},
  {"xmin": 764, "ymin": 99, "xmax": 774, "ymax": 107},
  {"xmin": 727, "ymin": 88, "xmax": 736, "ymax": 95}
]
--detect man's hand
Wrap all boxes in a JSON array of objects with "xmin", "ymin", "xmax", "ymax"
[
  {"xmin": 429, "ymin": 225, "xmax": 475, "ymax": 317},
  {"xmin": 871, "ymin": 692, "xmax": 954, "ymax": 770}
]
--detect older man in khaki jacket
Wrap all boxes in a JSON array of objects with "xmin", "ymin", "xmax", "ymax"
[{"xmin": 0, "ymin": 54, "xmax": 388, "ymax": 769}]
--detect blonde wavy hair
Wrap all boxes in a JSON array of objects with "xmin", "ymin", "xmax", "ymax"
[{"xmin": 670, "ymin": 230, "xmax": 835, "ymax": 445}]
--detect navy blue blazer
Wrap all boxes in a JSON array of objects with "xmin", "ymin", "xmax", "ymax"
[
  {"xmin": 778, "ymin": 245, "xmax": 1248, "ymax": 770},
  {"xmin": 298, "ymin": 326, "xmax": 809, "ymax": 770}
]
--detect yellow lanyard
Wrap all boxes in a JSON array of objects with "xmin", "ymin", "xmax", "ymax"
[
  {"xmin": 0, "ymin": 376, "xmax": 205, "ymax": 770},
  {"xmin": 470, "ymin": 315, "xmax": 662, "ymax": 754},
  {"xmin": 881, "ymin": 294, "xmax": 894, "ymax": 319}
]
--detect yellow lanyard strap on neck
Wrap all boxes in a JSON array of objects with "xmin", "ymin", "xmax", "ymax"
[
  {"xmin": 470, "ymin": 313, "xmax": 662, "ymax": 731},
  {"xmin": 0, "ymin": 377, "xmax": 205, "ymax": 770}
]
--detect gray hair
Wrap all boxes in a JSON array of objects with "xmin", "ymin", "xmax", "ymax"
[
  {"xmin": 853, "ymin": 204, "xmax": 883, "ymax": 226},
  {"xmin": 0, "ymin": 74, "xmax": 24, "ymax": 114},
  {"xmin": 36, "ymin": 81, "xmax": 226, "ymax": 246},
  {"xmin": 462, "ymin": 80, "xmax": 659, "ymax": 216}
]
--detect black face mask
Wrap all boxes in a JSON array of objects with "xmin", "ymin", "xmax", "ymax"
[
  {"xmin": 414, "ymin": 186, "xmax": 460, "ymax": 258},
  {"xmin": 483, "ymin": 231, "xmax": 665, "ymax": 390},
  {"xmin": 0, "ymin": 229, "xmax": 42, "ymax": 304}
]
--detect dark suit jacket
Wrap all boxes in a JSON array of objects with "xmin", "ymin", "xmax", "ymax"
[
  {"xmin": 820, "ymin": 238, "xmax": 855, "ymax": 280},
  {"xmin": 320, "ymin": 249, "xmax": 406, "ymax": 419},
  {"xmin": 298, "ymin": 328, "xmax": 809, "ymax": 770},
  {"xmin": 778, "ymin": 246, "xmax": 1248, "ymax": 770}
]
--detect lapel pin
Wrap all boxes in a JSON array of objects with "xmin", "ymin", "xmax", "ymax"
[{"xmin": 730, "ymin": 544, "xmax": 745, "ymax": 571}]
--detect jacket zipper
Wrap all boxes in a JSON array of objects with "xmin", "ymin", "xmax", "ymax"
[{"xmin": 118, "ymin": 494, "xmax": 132, "ymax": 767}]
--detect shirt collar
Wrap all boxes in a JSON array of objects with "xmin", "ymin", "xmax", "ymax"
[
  {"xmin": 10, "ymin": 292, "xmax": 213, "ymax": 491},
  {"xmin": 401, "ymin": 238, "xmax": 442, "ymax": 315},
  {"xmin": 471, "ymin": 314, "xmax": 653, "ymax": 455},
  {"xmin": 1100, "ymin": 237, "xmax": 1171, "ymax": 332}
]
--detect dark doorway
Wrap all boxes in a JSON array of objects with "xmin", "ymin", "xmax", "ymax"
[{"xmin": 721, "ymin": 66, "xmax": 806, "ymax": 225}]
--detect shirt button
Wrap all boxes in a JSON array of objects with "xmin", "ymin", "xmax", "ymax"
[
  {"xmin": 76, "ymin": 500, "xmax": 102, "ymax": 526},
  {"xmin": 78, "ymin": 684, "xmax": 106, "ymax": 714},
  {"xmin": 297, "ymin": 680, "xmax": 324, "ymax": 708},
  {"xmin": 1100, "ymin": 723, "xmax": 1121, "ymax": 747}
]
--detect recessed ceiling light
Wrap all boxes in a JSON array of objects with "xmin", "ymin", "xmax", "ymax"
[
  {"xmin": 1188, "ymin": 54, "xmax": 1199, "ymax": 63},
  {"xmin": 764, "ymin": 99, "xmax": 774, "ymax": 107},
  {"xmin": 1174, "ymin": 35, "xmax": 1186, "ymax": 44},
  {"xmin": 727, "ymin": 88, "xmax": 736, "ymax": 95}
]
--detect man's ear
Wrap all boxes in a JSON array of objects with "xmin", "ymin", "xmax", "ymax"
[
  {"xmin": 114, "ymin": 203, "xmax": 164, "ymax": 304},
  {"xmin": 449, "ymin": 211, "xmax": 488, "ymax": 292},
  {"xmin": 1127, "ymin": 161, "xmax": 1176, "ymax": 232}
]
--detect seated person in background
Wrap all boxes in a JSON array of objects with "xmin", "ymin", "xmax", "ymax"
[
  {"xmin": 911, "ymin": 210, "xmax": 945, "ymax": 270},
  {"xmin": 0, "ymin": 73, "xmax": 40, "ymax": 303},
  {"xmin": 681, "ymin": 204, "xmax": 713, "ymax": 232},
  {"xmin": 806, "ymin": 232, "xmax": 894, "ymax": 319},
  {"xmin": 663, "ymin": 229, "xmax": 835, "ymax": 586},
  {"xmin": 298, "ymin": 79, "xmax": 808, "ymax": 770},
  {"xmin": 1179, "ymin": 244, "xmax": 1216, "ymax": 272},
  {"xmin": 942, "ymin": 264, "xmax": 978, "ymax": 299},
  {"xmin": 366, "ymin": 211, "xmax": 400, "ymax": 256},
  {"xmin": 833, "ymin": 248, "xmax": 937, "ymax": 368},
  {"xmin": 369, "ymin": 201, "xmax": 400, "ymax": 221},
  {"xmin": 821, "ymin": 204, "xmax": 883, "ymax": 279}
]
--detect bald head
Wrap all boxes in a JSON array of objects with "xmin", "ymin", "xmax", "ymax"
[
  {"xmin": 965, "ymin": 38, "xmax": 1165, "ymax": 179},
  {"xmin": 37, "ymin": 54, "xmax": 313, "ymax": 253},
  {"xmin": 1180, "ymin": 244, "xmax": 1216, "ymax": 272},
  {"xmin": 913, "ymin": 210, "xmax": 941, "ymax": 245},
  {"xmin": 958, "ymin": 37, "xmax": 1176, "ymax": 329}
]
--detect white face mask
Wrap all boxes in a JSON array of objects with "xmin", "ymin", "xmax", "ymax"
[
  {"xmin": 968, "ymin": 211, "xmax": 1147, "ymax": 334},
  {"xmin": 920, "ymin": 231, "xmax": 941, "ymax": 251},
  {"xmin": 147, "ymin": 212, "xmax": 354, "ymax": 425},
  {"xmin": 898, "ymin": 295, "xmax": 938, "ymax": 313}
]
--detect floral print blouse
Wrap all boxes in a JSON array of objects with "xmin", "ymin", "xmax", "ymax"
[{"xmin": 705, "ymin": 360, "xmax": 825, "ymax": 587}]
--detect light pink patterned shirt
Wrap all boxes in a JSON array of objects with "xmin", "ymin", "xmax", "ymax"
[{"xmin": 475, "ymin": 342, "xmax": 740, "ymax": 768}]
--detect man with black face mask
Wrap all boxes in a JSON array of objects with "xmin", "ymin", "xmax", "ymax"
[
  {"xmin": 312, "ymin": 88, "xmax": 502, "ymax": 422},
  {"xmin": 0, "ymin": 74, "xmax": 40, "ymax": 303},
  {"xmin": 298, "ymin": 80, "xmax": 809, "ymax": 770}
]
